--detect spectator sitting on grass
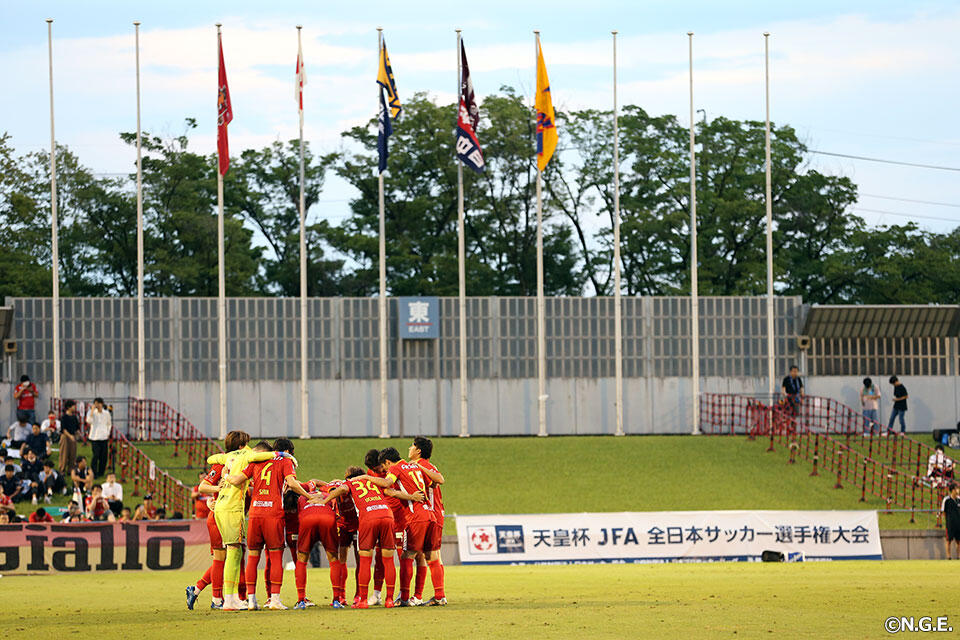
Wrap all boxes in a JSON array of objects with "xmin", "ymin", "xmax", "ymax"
[
  {"xmin": 5, "ymin": 416, "xmax": 31, "ymax": 450},
  {"xmin": 927, "ymin": 445, "xmax": 955, "ymax": 486},
  {"xmin": 23, "ymin": 423, "xmax": 50, "ymax": 459},
  {"xmin": 170, "ymin": 511, "xmax": 183, "ymax": 520},
  {"xmin": 118, "ymin": 506, "xmax": 132, "ymax": 522},
  {"xmin": 1, "ymin": 464, "xmax": 24, "ymax": 503},
  {"xmin": 0, "ymin": 512, "xmax": 9, "ymax": 524},
  {"xmin": 143, "ymin": 493, "xmax": 158, "ymax": 519},
  {"xmin": 61, "ymin": 500, "xmax": 87, "ymax": 523},
  {"xmin": 39, "ymin": 460, "xmax": 65, "ymax": 499},
  {"xmin": 0, "ymin": 488, "xmax": 15, "ymax": 518},
  {"xmin": 71, "ymin": 456, "xmax": 94, "ymax": 493},
  {"xmin": 29, "ymin": 506, "xmax": 53, "ymax": 523},
  {"xmin": 85, "ymin": 485, "xmax": 116, "ymax": 522},
  {"xmin": 153, "ymin": 507, "xmax": 167, "ymax": 521},
  {"xmin": 132, "ymin": 504, "xmax": 147, "ymax": 521},
  {"xmin": 40, "ymin": 411, "xmax": 60, "ymax": 444},
  {"xmin": 21, "ymin": 449, "xmax": 43, "ymax": 503},
  {"xmin": 101, "ymin": 472, "xmax": 123, "ymax": 516},
  {"xmin": 2, "ymin": 454, "xmax": 21, "ymax": 475}
]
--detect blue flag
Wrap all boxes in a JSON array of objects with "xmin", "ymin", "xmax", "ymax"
[{"xmin": 378, "ymin": 87, "xmax": 393, "ymax": 174}]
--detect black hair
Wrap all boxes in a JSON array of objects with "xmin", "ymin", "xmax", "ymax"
[
  {"xmin": 413, "ymin": 436, "xmax": 433, "ymax": 459},
  {"xmin": 43, "ymin": 460, "xmax": 53, "ymax": 468},
  {"xmin": 20, "ymin": 374, "xmax": 29, "ymax": 382},
  {"xmin": 76, "ymin": 456, "xmax": 86, "ymax": 464},
  {"xmin": 253, "ymin": 440, "xmax": 273, "ymax": 452},
  {"xmin": 378, "ymin": 447, "xmax": 401, "ymax": 465},
  {"xmin": 64, "ymin": 399, "xmax": 76, "ymax": 411},
  {"xmin": 863, "ymin": 377, "xmax": 872, "ymax": 387},
  {"xmin": 345, "ymin": 466, "xmax": 365, "ymax": 479},
  {"xmin": 155, "ymin": 507, "xmax": 167, "ymax": 519},
  {"xmin": 283, "ymin": 491, "xmax": 299, "ymax": 512},
  {"xmin": 94, "ymin": 397, "xmax": 105, "ymax": 405},
  {"xmin": 273, "ymin": 438, "xmax": 294, "ymax": 454},
  {"xmin": 4, "ymin": 465, "xmax": 13, "ymax": 473},
  {"xmin": 789, "ymin": 365, "xmax": 799, "ymax": 371},
  {"xmin": 936, "ymin": 444, "xmax": 945, "ymax": 452},
  {"xmin": 36, "ymin": 507, "xmax": 47, "ymax": 517},
  {"xmin": 171, "ymin": 511, "xmax": 183, "ymax": 520},
  {"xmin": 364, "ymin": 448, "xmax": 381, "ymax": 469},
  {"xmin": 889, "ymin": 376, "xmax": 899, "ymax": 384}
]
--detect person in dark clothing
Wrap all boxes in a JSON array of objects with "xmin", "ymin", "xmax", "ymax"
[
  {"xmin": 942, "ymin": 483, "xmax": 960, "ymax": 559},
  {"xmin": 888, "ymin": 376, "xmax": 909, "ymax": 433},
  {"xmin": 781, "ymin": 365, "xmax": 804, "ymax": 417},
  {"xmin": 23, "ymin": 423, "xmax": 49, "ymax": 459},
  {"xmin": 59, "ymin": 400, "xmax": 81, "ymax": 476}
]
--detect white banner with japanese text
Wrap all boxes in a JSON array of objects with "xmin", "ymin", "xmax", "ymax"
[{"xmin": 456, "ymin": 510, "xmax": 882, "ymax": 564}]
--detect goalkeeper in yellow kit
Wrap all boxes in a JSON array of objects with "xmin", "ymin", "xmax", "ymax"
[{"xmin": 209, "ymin": 430, "xmax": 281, "ymax": 611}]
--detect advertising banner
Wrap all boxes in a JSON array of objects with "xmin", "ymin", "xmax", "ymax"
[
  {"xmin": 457, "ymin": 510, "xmax": 882, "ymax": 564},
  {"xmin": 0, "ymin": 520, "xmax": 212, "ymax": 574}
]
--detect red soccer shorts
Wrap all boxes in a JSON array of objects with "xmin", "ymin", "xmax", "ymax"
[
  {"xmin": 298, "ymin": 512, "xmax": 338, "ymax": 555},
  {"xmin": 247, "ymin": 516, "xmax": 285, "ymax": 551},
  {"xmin": 357, "ymin": 518, "xmax": 395, "ymax": 552},
  {"xmin": 207, "ymin": 511, "xmax": 223, "ymax": 551},
  {"xmin": 404, "ymin": 520, "xmax": 432, "ymax": 553},
  {"xmin": 426, "ymin": 520, "xmax": 442, "ymax": 552}
]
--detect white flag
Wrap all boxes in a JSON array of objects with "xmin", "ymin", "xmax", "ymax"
[{"xmin": 295, "ymin": 40, "xmax": 306, "ymax": 125}]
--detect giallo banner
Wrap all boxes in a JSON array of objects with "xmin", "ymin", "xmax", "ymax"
[{"xmin": 0, "ymin": 520, "xmax": 211, "ymax": 574}]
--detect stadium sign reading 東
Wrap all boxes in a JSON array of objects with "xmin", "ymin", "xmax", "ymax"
[
  {"xmin": 0, "ymin": 521, "xmax": 212, "ymax": 574},
  {"xmin": 397, "ymin": 296, "xmax": 439, "ymax": 339},
  {"xmin": 457, "ymin": 511, "xmax": 883, "ymax": 564}
]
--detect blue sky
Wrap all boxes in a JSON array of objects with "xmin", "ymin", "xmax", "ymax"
[{"xmin": 2, "ymin": 0, "xmax": 959, "ymax": 239}]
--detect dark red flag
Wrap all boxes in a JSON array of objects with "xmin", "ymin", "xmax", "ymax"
[{"xmin": 217, "ymin": 34, "xmax": 233, "ymax": 175}]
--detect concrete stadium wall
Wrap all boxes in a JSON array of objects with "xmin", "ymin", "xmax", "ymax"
[{"xmin": 4, "ymin": 375, "xmax": 956, "ymax": 438}]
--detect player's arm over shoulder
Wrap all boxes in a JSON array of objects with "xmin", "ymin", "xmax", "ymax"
[
  {"xmin": 417, "ymin": 461, "xmax": 444, "ymax": 485},
  {"xmin": 206, "ymin": 453, "xmax": 227, "ymax": 465},
  {"xmin": 364, "ymin": 473, "xmax": 395, "ymax": 488}
]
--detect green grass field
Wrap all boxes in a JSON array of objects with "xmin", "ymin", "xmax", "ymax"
[
  {"xmin": 29, "ymin": 435, "xmax": 939, "ymax": 530},
  {"xmin": 2, "ymin": 561, "xmax": 952, "ymax": 639}
]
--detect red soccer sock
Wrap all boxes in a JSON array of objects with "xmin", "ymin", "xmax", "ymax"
[
  {"xmin": 428, "ymin": 559, "xmax": 445, "ymax": 599},
  {"xmin": 357, "ymin": 555, "xmax": 372, "ymax": 600},
  {"xmin": 268, "ymin": 549, "xmax": 284, "ymax": 595},
  {"xmin": 244, "ymin": 554, "xmax": 260, "ymax": 597},
  {"xmin": 263, "ymin": 557, "xmax": 272, "ymax": 596},
  {"xmin": 327, "ymin": 559, "xmax": 340, "ymax": 600},
  {"xmin": 338, "ymin": 561, "xmax": 348, "ymax": 599},
  {"xmin": 414, "ymin": 561, "xmax": 427, "ymax": 599},
  {"xmin": 211, "ymin": 558, "xmax": 225, "ymax": 599},
  {"xmin": 399, "ymin": 557, "xmax": 414, "ymax": 600},
  {"xmin": 296, "ymin": 560, "xmax": 308, "ymax": 601},
  {"xmin": 383, "ymin": 555, "xmax": 397, "ymax": 602},
  {"xmin": 373, "ymin": 547, "xmax": 385, "ymax": 591},
  {"xmin": 196, "ymin": 565, "xmax": 212, "ymax": 592}
]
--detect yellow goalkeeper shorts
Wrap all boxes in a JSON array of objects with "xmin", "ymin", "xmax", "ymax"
[{"xmin": 215, "ymin": 509, "xmax": 246, "ymax": 545}]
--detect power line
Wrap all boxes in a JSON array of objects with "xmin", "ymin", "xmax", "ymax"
[
  {"xmin": 852, "ymin": 207, "xmax": 959, "ymax": 224},
  {"xmin": 860, "ymin": 193, "xmax": 960, "ymax": 209},
  {"xmin": 810, "ymin": 150, "xmax": 960, "ymax": 173}
]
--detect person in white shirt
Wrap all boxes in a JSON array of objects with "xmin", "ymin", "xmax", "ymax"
[
  {"xmin": 101, "ymin": 471, "xmax": 124, "ymax": 516},
  {"xmin": 927, "ymin": 445, "xmax": 955, "ymax": 487},
  {"xmin": 6, "ymin": 418, "xmax": 31, "ymax": 449},
  {"xmin": 40, "ymin": 411, "xmax": 61, "ymax": 444},
  {"xmin": 85, "ymin": 397, "xmax": 113, "ymax": 478}
]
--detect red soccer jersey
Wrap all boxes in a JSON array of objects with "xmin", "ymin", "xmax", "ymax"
[
  {"xmin": 417, "ymin": 459, "xmax": 444, "ymax": 524},
  {"xmin": 242, "ymin": 457, "xmax": 296, "ymax": 518},
  {"xmin": 29, "ymin": 511, "xmax": 54, "ymax": 523},
  {"xmin": 369, "ymin": 467, "xmax": 405, "ymax": 526},
  {"xmin": 16, "ymin": 382, "xmax": 37, "ymax": 410},
  {"xmin": 344, "ymin": 476, "xmax": 393, "ymax": 524},
  {"xmin": 193, "ymin": 484, "xmax": 211, "ymax": 519},
  {"xmin": 386, "ymin": 460, "xmax": 435, "ymax": 524},
  {"xmin": 299, "ymin": 482, "xmax": 335, "ymax": 519},
  {"xmin": 329, "ymin": 479, "xmax": 359, "ymax": 531}
]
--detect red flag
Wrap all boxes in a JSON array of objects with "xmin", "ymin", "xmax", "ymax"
[{"xmin": 217, "ymin": 34, "xmax": 233, "ymax": 176}]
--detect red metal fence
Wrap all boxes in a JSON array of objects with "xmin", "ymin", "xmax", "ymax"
[{"xmin": 701, "ymin": 393, "xmax": 949, "ymax": 525}]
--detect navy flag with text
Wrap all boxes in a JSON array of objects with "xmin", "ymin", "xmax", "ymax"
[{"xmin": 455, "ymin": 40, "xmax": 484, "ymax": 173}]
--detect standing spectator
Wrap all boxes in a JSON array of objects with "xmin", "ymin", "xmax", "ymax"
[
  {"xmin": 101, "ymin": 472, "xmax": 124, "ymax": 516},
  {"xmin": 888, "ymin": 376, "xmax": 909, "ymax": 433},
  {"xmin": 29, "ymin": 507, "xmax": 54, "ymax": 523},
  {"xmin": 13, "ymin": 374, "xmax": 39, "ymax": 427},
  {"xmin": 40, "ymin": 411, "xmax": 60, "ymax": 444},
  {"xmin": 943, "ymin": 483, "xmax": 960, "ymax": 559},
  {"xmin": 58, "ymin": 400, "xmax": 81, "ymax": 476},
  {"xmin": 86, "ymin": 397, "xmax": 112, "ymax": 478},
  {"xmin": 71, "ymin": 456, "xmax": 94, "ymax": 493},
  {"xmin": 39, "ymin": 460, "xmax": 65, "ymax": 499},
  {"xmin": 1, "ymin": 464, "xmax": 25, "ymax": 502},
  {"xmin": 781, "ymin": 365, "xmax": 804, "ymax": 421},
  {"xmin": 6, "ymin": 416, "xmax": 31, "ymax": 450},
  {"xmin": 859, "ymin": 377, "xmax": 881, "ymax": 432},
  {"xmin": 24, "ymin": 423, "xmax": 50, "ymax": 459}
]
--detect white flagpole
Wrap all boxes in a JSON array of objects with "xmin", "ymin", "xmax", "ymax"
[
  {"xmin": 534, "ymin": 31, "xmax": 547, "ymax": 438},
  {"xmin": 377, "ymin": 27, "xmax": 389, "ymax": 439},
  {"xmin": 135, "ymin": 21, "xmax": 145, "ymax": 409},
  {"xmin": 46, "ymin": 19, "xmax": 60, "ymax": 404},
  {"xmin": 764, "ymin": 32, "xmax": 775, "ymax": 399},
  {"xmin": 297, "ymin": 25, "xmax": 310, "ymax": 440},
  {"xmin": 456, "ymin": 30, "xmax": 470, "ymax": 438},
  {"xmin": 216, "ymin": 23, "xmax": 227, "ymax": 439},
  {"xmin": 688, "ymin": 32, "xmax": 701, "ymax": 435},
  {"xmin": 612, "ymin": 30, "xmax": 624, "ymax": 437}
]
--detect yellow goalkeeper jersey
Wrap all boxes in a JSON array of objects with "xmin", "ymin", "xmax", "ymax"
[{"xmin": 209, "ymin": 447, "xmax": 275, "ymax": 513}]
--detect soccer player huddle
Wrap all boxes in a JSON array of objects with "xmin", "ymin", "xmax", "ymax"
[{"xmin": 184, "ymin": 431, "xmax": 446, "ymax": 611}]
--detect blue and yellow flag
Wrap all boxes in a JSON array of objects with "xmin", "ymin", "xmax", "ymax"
[
  {"xmin": 377, "ymin": 39, "xmax": 401, "ymax": 119},
  {"xmin": 535, "ymin": 39, "xmax": 557, "ymax": 172}
]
